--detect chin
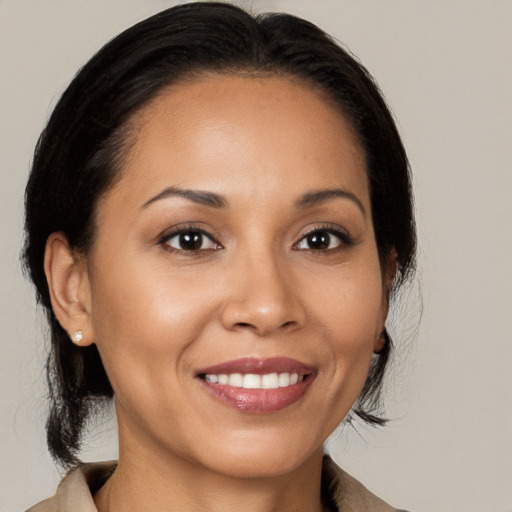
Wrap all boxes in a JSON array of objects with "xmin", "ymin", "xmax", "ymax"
[{"xmin": 194, "ymin": 431, "xmax": 324, "ymax": 480}]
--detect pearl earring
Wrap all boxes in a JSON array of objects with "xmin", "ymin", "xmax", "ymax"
[{"xmin": 72, "ymin": 330, "xmax": 83, "ymax": 344}]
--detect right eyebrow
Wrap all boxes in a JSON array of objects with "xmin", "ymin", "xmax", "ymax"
[{"xmin": 141, "ymin": 186, "xmax": 228, "ymax": 209}]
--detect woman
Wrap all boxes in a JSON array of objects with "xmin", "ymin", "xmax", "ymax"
[{"xmin": 23, "ymin": 2, "xmax": 415, "ymax": 511}]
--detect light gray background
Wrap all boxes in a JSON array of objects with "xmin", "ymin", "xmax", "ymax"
[{"xmin": 1, "ymin": 1, "xmax": 511, "ymax": 511}]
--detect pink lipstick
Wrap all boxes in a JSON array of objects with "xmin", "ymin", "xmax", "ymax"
[{"xmin": 197, "ymin": 357, "xmax": 316, "ymax": 413}]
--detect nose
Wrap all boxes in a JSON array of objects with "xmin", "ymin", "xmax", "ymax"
[{"xmin": 220, "ymin": 251, "xmax": 306, "ymax": 337}]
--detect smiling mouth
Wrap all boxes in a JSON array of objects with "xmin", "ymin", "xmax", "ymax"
[{"xmin": 196, "ymin": 357, "xmax": 316, "ymax": 413}]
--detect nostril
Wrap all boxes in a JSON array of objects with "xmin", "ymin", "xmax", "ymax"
[{"xmin": 234, "ymin": 320, "xmax": 297, "ymax": 334}]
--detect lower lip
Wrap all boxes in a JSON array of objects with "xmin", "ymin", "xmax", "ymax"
[{"xmin": 200, "ymin": 376, "xmax": 315, "ymax": 413}]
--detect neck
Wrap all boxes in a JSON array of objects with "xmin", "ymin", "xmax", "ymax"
[{"xmin": 94, "ymin": 422, "xmax": 326, "ymax": 512}]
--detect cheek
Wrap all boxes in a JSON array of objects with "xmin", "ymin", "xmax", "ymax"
[
  {"xmin": 306, "ymin": 259, "xmax": 384, "ymax": 394},
  {"xmin": 309, "ymin": 259, "xmax": 384, "ymax": 340},
  {"xmin": 87, "ymin": 253, "xmax": 219, "ymax": 398}
]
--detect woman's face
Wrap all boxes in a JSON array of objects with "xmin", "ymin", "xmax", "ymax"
[{"xmin": 82, "ymin": 75, "xmax": 390, "ymax": 477}]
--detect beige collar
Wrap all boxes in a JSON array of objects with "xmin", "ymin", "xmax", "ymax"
[{"xmin": 27, "ymin": 457, "xmax": 405, "ymax": 512}]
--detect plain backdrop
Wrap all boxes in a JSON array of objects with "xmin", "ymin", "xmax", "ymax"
[{"xmin": 1, "ymin": 1, "xmax": 511, "ymax": 511}]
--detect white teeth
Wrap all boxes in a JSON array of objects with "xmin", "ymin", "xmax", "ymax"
[
  {"xmin": 261, "ymin": 373, "xmax": 279, "ymax": 389},
  {"xmin": 243, "ymin": 374, "xmax": 261, "ymax": 388},
  {"xmin": 204, "ymin": 372, "xmax": 303, "ymax": 389},
  {"xmin": 278, "ymin": 373, "xmax": 290, "ymax": 387},
  {"xmin": 228, "ymin": 373, "xmax": 243, "ymax": 387}
]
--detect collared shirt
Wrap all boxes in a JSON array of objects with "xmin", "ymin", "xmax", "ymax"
[{"xmin": 27, "ymin": 457, "xmax": 409, "ymax": 512}]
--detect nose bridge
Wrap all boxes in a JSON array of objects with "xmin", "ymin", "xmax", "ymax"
[{"xmin": 221, "ymin": 244, "xmax": 304, "ymax": 336}]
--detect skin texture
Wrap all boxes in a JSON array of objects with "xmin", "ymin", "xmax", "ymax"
[{"xmin": 45, "ymin": 75, "xmax": 392, "ymax": 512}]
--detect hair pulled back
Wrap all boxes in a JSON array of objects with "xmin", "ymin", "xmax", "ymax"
[{"xmin": 23, "ymin": 2, "xmax": 416, "ymax": 467}]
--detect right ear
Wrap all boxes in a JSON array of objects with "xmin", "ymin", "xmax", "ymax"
[{"xmin": 44, "ymin": 232, "xmax": 94, "ymax": 346}]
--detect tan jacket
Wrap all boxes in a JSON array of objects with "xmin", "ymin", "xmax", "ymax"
[{"xmin": 27, "ymin": 457, "xmax": 408, "ymax": 512}]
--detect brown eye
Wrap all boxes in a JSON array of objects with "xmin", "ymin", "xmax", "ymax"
[
  {"xmin": 295, "ymin": 229, "xmax": 350, "ymax": 251},
  {"xmin": 164, "ymin": 230, "xmax": 218, "ymax": 251},
  {"xmin": 305, "ymin": 232, "xmax": 332, "ymax": 250}
]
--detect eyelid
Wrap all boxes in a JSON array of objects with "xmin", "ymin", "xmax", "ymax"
[
  {"xmin": 157, "ymin": 223, "xmax": 223, "ymax": 251},
  {"xmin": 293, "ymin": 224, "xmax": 355, "ymax": 250},
  {"xmin": 155, "ymin": 222, "xmax": 354, "ymax": 253}
]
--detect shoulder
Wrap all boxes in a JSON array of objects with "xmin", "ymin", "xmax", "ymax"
[
  {"xmin": 26, "ymin": 461, "xmax": 116, "ymax": 512},
  {"xmin": 323, "ymin": 456, "xmax": 411, "ymax": 512}
]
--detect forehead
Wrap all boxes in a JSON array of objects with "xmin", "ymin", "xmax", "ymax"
[{"xmin": 105, "ymin": 74, "xmax": 368, "ymax": 210}]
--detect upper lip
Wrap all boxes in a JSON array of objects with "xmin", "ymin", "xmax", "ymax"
[{"xmin": 196, "ymin": 357, "xmax": 315, "ymax": 376}]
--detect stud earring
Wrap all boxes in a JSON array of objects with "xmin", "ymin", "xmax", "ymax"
[{"xmin": 71, "ymin": 330, "xmax": 83, "ymax": 344}]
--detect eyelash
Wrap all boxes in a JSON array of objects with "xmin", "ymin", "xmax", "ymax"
[
  {"xmin": 158, "ymin": 225, "xmax": 222, "ymax": 254},
  {"xmin": 158, "ymin": 224, "xmax": 354, "ymax": 254},
  {"xmin": 293, "ymin": 225, "xmax": 355, "ymax": 252}
]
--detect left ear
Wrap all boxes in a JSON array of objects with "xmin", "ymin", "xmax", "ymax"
[{"xmin": 374, "ymin": 247, "xmax": 398, "ymax": 353}]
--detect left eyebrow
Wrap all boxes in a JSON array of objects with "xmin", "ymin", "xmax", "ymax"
[
  {"xmin": 295, "ymin": 188, "xmax": 366, "ymax": 217},
  {"xmin": 141, "ymin": 186, "xmax": 228, "ymax": 209}
]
